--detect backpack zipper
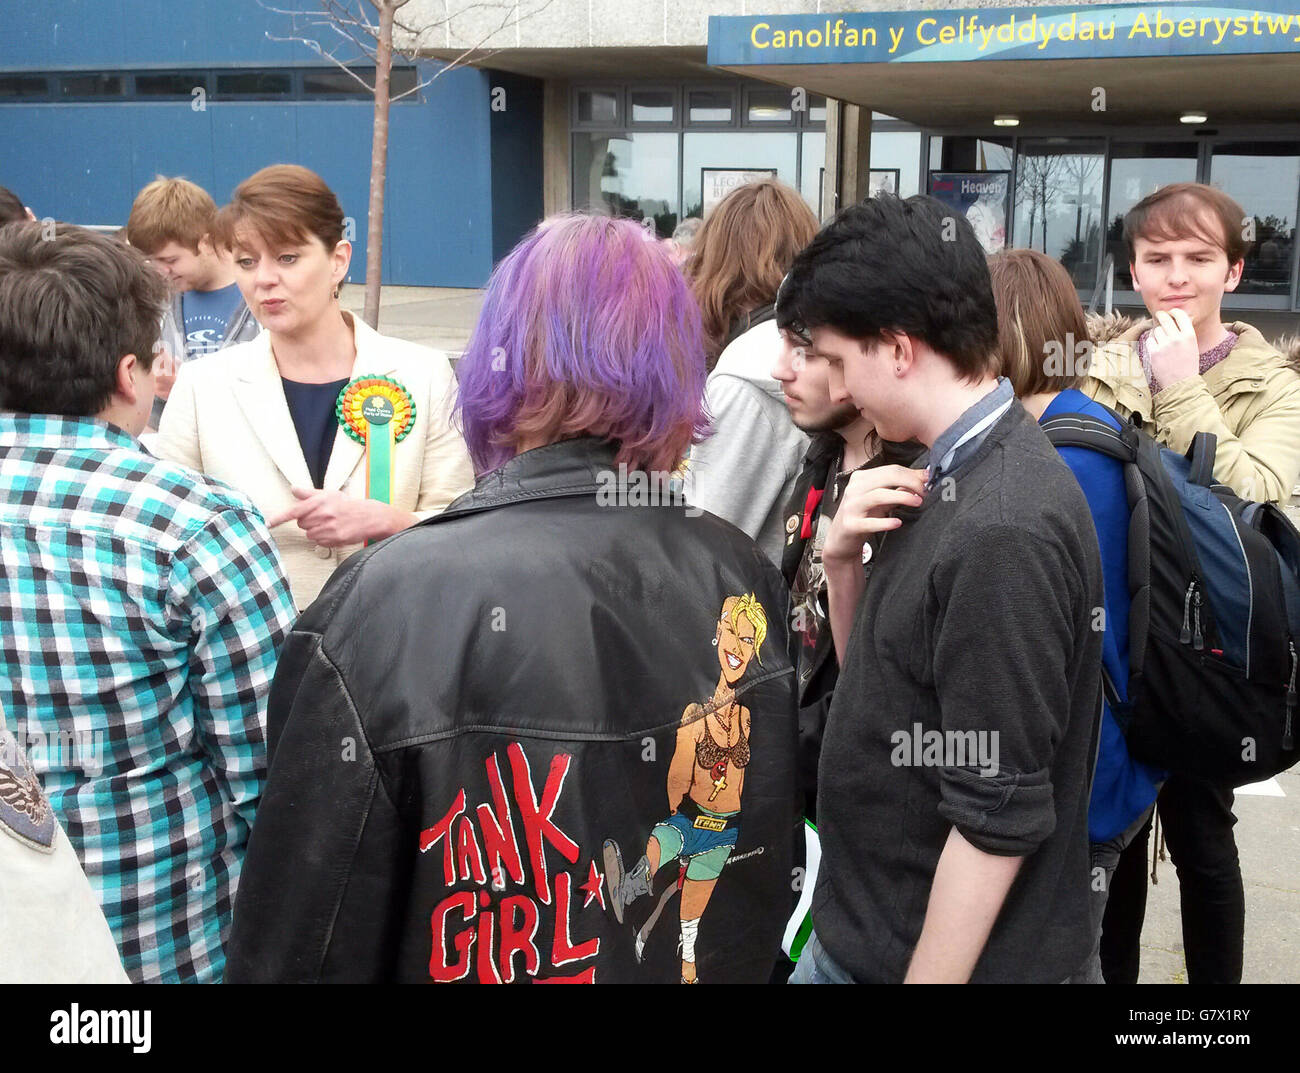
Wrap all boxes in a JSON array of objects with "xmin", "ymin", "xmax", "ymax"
[
  {"xmin": 1192, "ymin": 589, "xmax": 1205, "ymax": 651},
  {"xmin": 1285, "ymin": 639, "xmax": 1297, "ymax": 752},
  {"xmin": 1180, "ymin": 578, "xmax": 1196, "ymax": 645}
]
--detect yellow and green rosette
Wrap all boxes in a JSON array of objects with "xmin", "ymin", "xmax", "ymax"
[{"xmin": 336, "ymin": 375, "xmax": 416, "ymax": 505}]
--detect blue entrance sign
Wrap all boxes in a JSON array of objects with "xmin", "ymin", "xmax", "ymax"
[{"xmin": 707, "ymin": 2, "xmax": 1300, "ymax": 65}]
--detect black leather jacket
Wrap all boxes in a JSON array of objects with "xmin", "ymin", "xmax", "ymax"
[{"xmin": 225, "ymin": 437, "xmax": 799, "ymax": 984}]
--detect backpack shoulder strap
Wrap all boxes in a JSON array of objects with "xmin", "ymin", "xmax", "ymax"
[
  {"xmin": 1186, "ymin": 431, "xmax": 1218, "ymax": 487},
  {"xmin": 1040, "ymin": 411, "xmax": 1136, "ymax": 463},
  {"xmin": 1041, "ymin": 409, "xmax": 1151, "ymax": 698}
]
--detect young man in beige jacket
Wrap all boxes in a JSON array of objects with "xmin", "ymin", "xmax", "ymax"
[
  {"xmin": 1084, "ymin": 182, "xmax": 1300, "ymax": 506},
  {"xmin": 1083, "ymin": 182, "xmax": 1300, "ymax": 985}
]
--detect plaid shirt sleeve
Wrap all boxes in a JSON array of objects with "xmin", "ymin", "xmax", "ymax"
[{"xmin": 166, "ymin": 507, "xmax": 297, "ymax": 834}]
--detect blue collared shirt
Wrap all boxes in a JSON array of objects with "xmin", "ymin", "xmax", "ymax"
[
  {"xmin": 923, "ymin": 376, "xmax": 1016, "ymax": 490},
  {"xmin": 0, "ymin": 413, "xmax": 296, "ymax": 982}
]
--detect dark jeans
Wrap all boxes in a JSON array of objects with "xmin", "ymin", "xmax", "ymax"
[
  {"xmin": 1068, "ymin": 805, "xmax": 1155, "ymax": 984},
  {"xmin": 1100, "ymin": 774, "xmax": 1244, "ymax": 984}
]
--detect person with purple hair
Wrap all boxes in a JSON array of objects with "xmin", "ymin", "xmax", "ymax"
[{"xmin": 225, "ymin": 213, "xmax": 800, "ymax": 984}]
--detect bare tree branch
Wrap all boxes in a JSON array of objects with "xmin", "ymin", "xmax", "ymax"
[
  {"xmin": 263, "ymin": 32, "xmax": 379, "ymax": 87},
  {"xmin": 256, "ymin": 0, "xmax": 551, "ymax": 326}
]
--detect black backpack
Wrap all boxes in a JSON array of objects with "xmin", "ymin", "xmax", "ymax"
[{"xmin": 1042, "ymin": 408, "xmax": 1300, "ymax": 784}]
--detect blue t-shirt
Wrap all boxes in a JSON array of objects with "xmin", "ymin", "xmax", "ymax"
[
  {"xmin": 1042, "ymin": 389, "xmax": 1165, "ymax": 843},
  {"xmin": 282, "ymin": 377, "xmax": 348, "ymax": 490},
  {"xmin": 181, "ymin": 283, "xmax": 244, "ymax": 359}
]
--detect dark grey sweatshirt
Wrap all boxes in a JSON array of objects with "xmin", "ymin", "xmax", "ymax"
[{"xmin": 811, "ymin": 402, "xmax": 1104, "ymax": 983}]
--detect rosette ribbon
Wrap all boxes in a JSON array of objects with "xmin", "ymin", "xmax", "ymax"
[{"xmin": 336, "ymin": 375, "xmax": 416, "ymax": 506}]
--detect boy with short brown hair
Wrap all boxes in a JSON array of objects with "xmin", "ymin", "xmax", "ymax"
[
  {"xmin": 1083, "ymin": 181, "xmax": 1300, "ymax": 986},
  {"xmin": 126, "ymin": 177, "xmax": 259, "ymax": 426},
  {"xmin": 1084, "ymin": 181, "xmax": 1300, "ymax": 505}
]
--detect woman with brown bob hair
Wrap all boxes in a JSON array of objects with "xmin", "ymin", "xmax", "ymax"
[
  {"xmin": 683, "ymin": 179, "xmax": 821, "ymax": 564},
  {"xmin": 155, "ymin": 164, "xmax": 473, "ymax": 609}
]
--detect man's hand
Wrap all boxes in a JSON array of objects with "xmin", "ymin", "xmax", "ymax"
[
  {"xmin": 823, "ymin": 464, "xmax": 927, "ymax": 667},
  {"xmin": 266, "ymin": 487, "xmax": 413, "ymax": 547},
  {"xmin": 1146, "ymin": 308, "xmax": 1200, "ymax": 389},
  {"xmin": 822, "ymin": 464, "xmax": 928, "ymax": 566},
  {"xmin": 153, "ymin": 348, "xmax": 177, "ymax": 401}
]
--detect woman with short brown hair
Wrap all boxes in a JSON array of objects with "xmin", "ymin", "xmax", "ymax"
[{"xmin": 156, "ymin": 164, "xmax": 474, "ymax": 609}]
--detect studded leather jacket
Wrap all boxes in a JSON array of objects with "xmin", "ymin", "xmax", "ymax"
[{"xmin": 224, "ymin": 437, "xmax": 799, "ymax": 984}]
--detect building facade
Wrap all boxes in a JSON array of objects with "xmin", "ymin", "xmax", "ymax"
[
  {"xmin": 3, "ymin": 0, "xmax": 1299, "ymax": 325},
  {"xmin": 416, "ymin": 0, "xmax": 1300, "ymax": 330},
  {"xmin": 0, "ymin": 1, "xmax": 542, "ymax": 287}
]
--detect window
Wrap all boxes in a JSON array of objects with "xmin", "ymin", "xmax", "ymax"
[
  {"xmin": 745, "ymin": 87, "xmax": 793, "ymax": 124},
  {"xmin": 1210, "ymin": 141, "xmax": 1300, "ymax": 299},
  {"xmin": 682, "ymin": 131, "xmax": 797, "ymax": 219},
  {"xmin": 1013, "ymin": 139, "xmax": 1106, "ymax": 288},
  {"xmin": 570, "ymin": 81, "xmax": 831, "ymax": 227},
  {"xmin": 217, "ymin": 71, "xmax": 292, "ymax": 98},
  {"xmin": 576, "ymin": 89, "xmax": 619, "ymax": 126},
  {"xmin": 135, "ymin": 72, "xmax": 203, "ymax": 97},
  {"xmin": 629, "ymin": 89, "xmax": 674, "ymax": 124},
  {"xmin": 572, "ymin": 132, "xmax": 680, "ymax": 237},
  {"xmin": 870, "ymin": 131, "xmax": 922, "ymax": 198},
  {"xmin": 930, "ymin": 135, "xmax": 1014, "ymax": 173},
  {"xmin": 1106, "ymin": 142, "xmax": 1199, "ymax": 287},
  {"xmin": 688, "ymin": 89, "xmax": 733, "ymax": 124},
  {"xmin": 59, "ymin": 74, "xmax": 125, "ymax": 98},
  {"xmin": 300, "ymin": 67, "xmax": 415, "ymax": 98},
  {"xmin": 0, "ymin": 74, "xmax": 50, "ymax": 99},
  {"xmin": 801, "ymin": 132, "xmax": 826, "ymax": 214},
  {"xmin": 5, "ymin": 67, "xmax": 421, "ymax": 103}
]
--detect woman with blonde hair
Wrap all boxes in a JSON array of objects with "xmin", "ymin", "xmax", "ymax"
[
  {"xmin": 155, "ymin": 164, "xmax": 474, "ymax": 609},
  {"xmin": 683, "ymin": 179, "xmax": 821, "ymax": 564}
]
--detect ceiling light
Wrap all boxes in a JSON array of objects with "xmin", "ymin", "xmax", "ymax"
[
  {"xmin": 1180, "ymin": 111, "xmax": 1208, "ymax": 124},
  {"xmin": 993, "ymin": 115, "xmax": 1019, "ymax": 127}
]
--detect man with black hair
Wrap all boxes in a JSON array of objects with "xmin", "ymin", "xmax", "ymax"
[
  {"xmin": 0, "ymin": 222, "xmax": 296, "ymax": 982},
  {"xmin": 780, "ymin": 195, "xmax": 1105, "ymax": 984},
  {"xmin": 771, "ymin": 340, "xmax": 918, "ymax": 824}
]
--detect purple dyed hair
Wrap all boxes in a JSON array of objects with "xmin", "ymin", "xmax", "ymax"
[{"xmin": 455, "ymin": 213, "xmax": 710, "ymax": 475}]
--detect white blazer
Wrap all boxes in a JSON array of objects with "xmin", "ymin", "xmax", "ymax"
[{"xmin": 156, "ymin": 312, "xmax": 475, "ymax": 609}]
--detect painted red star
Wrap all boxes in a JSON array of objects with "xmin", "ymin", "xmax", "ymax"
[{"xmin": 579, "ymin": 859, "xmax": 605, "ymax": 910}]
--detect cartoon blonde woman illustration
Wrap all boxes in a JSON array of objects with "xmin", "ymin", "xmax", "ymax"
[{"xmin": 604, "ymin": 592, "xmax": 768, "ymax": 983}]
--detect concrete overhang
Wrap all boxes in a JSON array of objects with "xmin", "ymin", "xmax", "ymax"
[
  {"xmin": 711, "ymin": 50, "xmax": 1300, "ymax": 128},
  {"xmin": 422, "ymin": 44, "xmax": 718, "ymax": 81}
]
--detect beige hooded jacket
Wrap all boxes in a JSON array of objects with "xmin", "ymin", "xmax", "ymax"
[{"xmin": 1082, "ymin": 317, "xmax": 1300, "ymax": 507}]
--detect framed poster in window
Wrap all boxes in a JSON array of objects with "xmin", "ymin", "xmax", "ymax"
[
  {"xmin": 928, "ymin": 170, "xmax": 1010, "ymax": 254},
  {"xmin": 701, "ymin": 167, "xmax": 777, "ymax": 216},
  {"xmin": 867, "ymin": 169, "xmax": 899, "ymax": 198}
]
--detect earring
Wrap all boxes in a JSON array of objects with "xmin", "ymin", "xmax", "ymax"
[
  {"xmin": 332, "ymin": 285, "xmax": 341, "ymax": 300},
  {"xmin": 712, "ymin": 636, "xmax": 718, "ymax": 646}
]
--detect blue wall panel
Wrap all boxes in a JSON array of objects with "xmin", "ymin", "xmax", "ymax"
[
  {"xmin": 3, "ymin": 0, "xmax": 325, "ymax": 69},
  {"xmin": 0, "ymin": 2, "xmax": 535, "ymax": 286},
  {"xmin": 385, "ymin": 70, "xmax": 495, "ymax": 287},
  {"xmin": 0, "ymin": 78, "xmax": 498, "ymax": 286}
]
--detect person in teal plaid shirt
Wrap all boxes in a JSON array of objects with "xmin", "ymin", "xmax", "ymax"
[{"xmin": 0, "ymin": 222, "xmax": 297, "ymax": 983}]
